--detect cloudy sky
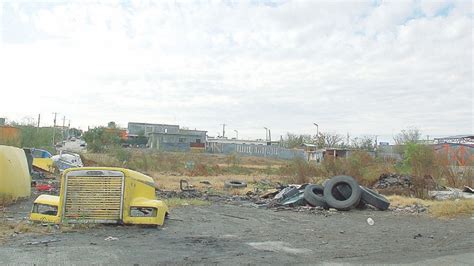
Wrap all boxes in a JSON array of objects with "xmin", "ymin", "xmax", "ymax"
[{"xmin": 0, "ymin": 0, "xmax": 472, "ymax": 141}]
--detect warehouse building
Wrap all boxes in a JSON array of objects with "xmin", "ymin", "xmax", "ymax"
[{"xmin": 128, "ymin": 122, "xmax": 206, "ymax": 152}]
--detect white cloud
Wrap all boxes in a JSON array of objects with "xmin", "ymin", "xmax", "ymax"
[{"xmin": 0, "ymin": 0, "xmax": 472, "ymax": 140}]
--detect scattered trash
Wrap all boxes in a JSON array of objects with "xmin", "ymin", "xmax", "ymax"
[
  {"xmin": 428, "ymin": 187, "xmax": 474, "ymax": 200},
  {"xmin": 160, "ymin": 175, "xmax": 393, "ymax": 215},
  {"xmin": 413, "ymin": 233, "xmax": 422, "ymax": 239},
  {"xmin": 199, "ymin": 180, "xmax": 211, "ymax": 185},
  {"xmin": 463, "ymin": 186, "xmax": 474, "ymax": 193},
  {"xmin": 36, "ymin": 184, "xmax": 53, "ymax": 192},
  {"xmin": 260, "ymin": 189, "xmax": 279, "ymax": 199},
  {"xmin": 274, "ymin": 186, "xmax": 299, "ymax": 201},
  {"xmin": 367, "ymin": 218, "xmax": 374, "ymax": 225},
  {"xmin": 180, "ymin": 179, "xmax": 196, "ymax": 192},
  {"xmin": 224, "ymin": 180, "xmax": 247, "ymax": 189},
  {"xmin": 374, "ymin": 173, "xmax": 411, "ymax": 189},
  {"xmin": 23, "ymin": 238, "xmax": 60, "ymax": 245},
  {"xmin": 104, "ymin": 236, "xmax": 119, "ymax": 241},
  {"xmin": 281, "ymin": 192, "xmax": 305, "ymax": 207},
  {"xmin": 391, "ymin": 204, "xmax": 427, "ymax": 214}
]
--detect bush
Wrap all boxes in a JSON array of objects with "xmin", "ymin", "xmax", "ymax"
[
  {"xmin": 109, "ymin": 148, "xmax": 132, "ymax": 165},
  {"xmin": 279, "ymin": 157, "xmax": 320, "ymax": 183},
  {"xmin": 317, "ymin": 151, "xmax": 395, "ymax": 187},
  {"xmin": 403, "ymin": 143, "xmax": 437, "ymax": 177},
  {"xmin": 83, "ymin": 127, "xmax": 120, "ymax": 153}
]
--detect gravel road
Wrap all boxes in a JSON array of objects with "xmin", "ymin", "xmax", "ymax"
[{"xmin": 1, "ymin": 203, "xmax": 473, "ymax": 264}]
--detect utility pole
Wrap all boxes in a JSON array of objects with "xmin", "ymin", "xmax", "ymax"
[
  {"xmin": 62, "ymin": 116, "xmax": 66, "ymax": 141},
  {"xmin": 234, "ymin": 130, "xmax": 238, "ymax": 139},
  {"xmin": 221, "ymin": 124, "xmax": 226, "ymax": 138},
  {"xmin": 313, "ymin": 123, "xmax": 319, "ymax": 136},
  {"xmin": 268, "ymin": 129, "xmax": 271, "ymax": 143},
  {"xmin": 37, "ymin": 114, "xmax": 41, "ymax": 132},
  {"xmin": 68, "ymin": 120, "xmax": 71, "ymax": 139},
  {"xmin": 52, "ymin": 112, "xmax": 58, "ymax": 147}
]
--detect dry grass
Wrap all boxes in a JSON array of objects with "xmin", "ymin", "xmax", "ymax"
[
  {"xmin": 164, "ymin": 198, "xmax": 210, "ymax": 208},
  {"xmin": 151, "ymin": 173, "xmax": 282, "ymax": 192},
  {"xmin": 387, "ymin": 195, "xmax": 431, "ymax": 207},
  {"xmin": 60, "ymin": 223, "xmax": 101, "ymax": 233},
  {"xmin": 0, "ymin": 220, "xmax": 53, "ymax": 244},
  {"xmin": 428, "ymin": 199, "xmax": 474, "ymax": 218},
  {"xmin": 216, "ymin": 163, "xmax": 281, "ymax": 169},
  {"xmin": 387, "ymin": 195, "xmax": 474, "ymax": 218}
]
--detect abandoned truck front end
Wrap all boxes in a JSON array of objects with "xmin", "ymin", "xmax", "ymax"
[{"xmin": 30, "ymin": 167, "xmax": 168, "ymax": 226}]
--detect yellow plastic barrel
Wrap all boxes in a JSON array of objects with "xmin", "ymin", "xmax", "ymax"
[{"xmin": 0, "ymin": 145, "xmax": 31, "ymax": 204}]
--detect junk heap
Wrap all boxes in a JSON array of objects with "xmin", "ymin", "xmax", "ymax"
[
  {"xmin": 256, "ymin": 175, "xmax": 390, "ymax": 211},
  {"xmin": 158, "ymin": 175, "xmax": 391, "ymax": 213}
]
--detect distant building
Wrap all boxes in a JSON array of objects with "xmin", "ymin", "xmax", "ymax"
[
  {"xmin": 302, "ymin": 144, "xmax": 376, "ymax": 163},
  {"xmin": 434, "ymin": 135, "xmax": 474, "ymax": 145},
  {"xmin": 128, "ymin": 122, "xmax": 206, "ymax": 152},
  {"xmin": 207, "ymin": 137, "xmax": 280, "ymax": 146},
  {"xmin": 104, "ymin": 128, "xmax": 128, "ymax": 141},
  {"xmin": 0, "ymin": 125, "xmax": 21, "ymax": 146},
  {"xmin": 207, "ymin": 138, "xmax": 267, "ymax": 145},
  {"xmin": 127, "ymin": 122, "xmax": 179, "ymax": 137}
]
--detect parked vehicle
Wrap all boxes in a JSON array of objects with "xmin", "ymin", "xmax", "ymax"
[
  {"xmin": 30, "ymin": 167, "xmax": 168, "ymax": 226},
  {"xmin": 30, "ymin": 148, "xmax": 54, "ymax": 173},
  {"xmin": 51, "ymin": 151, "xmax": 83, "ymax": 172}
]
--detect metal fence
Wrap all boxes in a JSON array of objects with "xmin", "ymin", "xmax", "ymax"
[{"xmin": 206, "ymin": 142, "xmax": 305, "ymax": 160}]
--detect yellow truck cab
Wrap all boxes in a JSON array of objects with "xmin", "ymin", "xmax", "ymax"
[{"xmin": 30, "ymin": 167, "xmax": 168, "ymax": 226}]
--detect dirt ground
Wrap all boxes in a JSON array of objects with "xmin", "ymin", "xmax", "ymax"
[{"xmin": 1, "ymin": 199, "xmax": 473, "ymax": 265}]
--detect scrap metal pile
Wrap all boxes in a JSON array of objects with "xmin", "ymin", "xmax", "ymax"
[
  {"xmin": 373, "ymin": 173, "xmax": 412, "ymax": 189},
  {"xmin": 261, "ymin": 175, "xmax": 390, "ymax": 211}
]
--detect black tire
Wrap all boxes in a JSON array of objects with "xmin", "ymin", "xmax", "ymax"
[
  {"xmin": 321, "ymin": 179, "xmax": 330, "ymax": 187},
  {"xmin": 360, "ymin": 186, "xmax": 390, "ymax": 210},
  {"xmin": 336, "ymin": 184, "xmax": 367, "ymax": 209},
  {"xmin": 323, "ymin": 175, "xmax": 361, "ymax": 211},
  {"xmin": 224, "ymin": 180, "xmax": 247, "ymax": 189},
  {"xmin": 303, "ymin": 184, "xmax": 328, "ymax": 208},
  {"xmin": 335, "ymin": 183, "xmax": 351, "ymax": 200}
]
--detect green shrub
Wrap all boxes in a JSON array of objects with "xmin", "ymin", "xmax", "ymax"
[
  {"xmin": 279, "ymin": 157, "xmax": 320, "ymax": 183},
  {"xmin": 109, "ymin": 148, "xmax": 132, "ymax": 165}
]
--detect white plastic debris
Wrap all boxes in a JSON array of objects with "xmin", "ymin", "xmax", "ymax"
[
  {"xmin": 104, "ymin": 236, "xmax": 119, "ymax": 241},
  {"xmin": 367, "ymin": 217, "xmax": 374, "ymax": 226}
]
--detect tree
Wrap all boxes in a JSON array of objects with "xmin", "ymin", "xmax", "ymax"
[
  {"xmin": 394, "ymin": 128, "xmax": 421, "ymax": 145},
  {"xmin": 282, "ymin": 133, "xmax": 312, "ymax": 148},
  {"xmin": 351, "ymin": 136, "xmax": 376, "ymax": 151},
  {"xmin": 393, "ymin": 127, "xmax": 422, "ymax": 155},
  {"xmin": 313, "ymin": 132, "xmax": 344, "ymax": 148},
  {"xmin": 83, "ymin": 127, "xmax": 120, "ymax": 152}
]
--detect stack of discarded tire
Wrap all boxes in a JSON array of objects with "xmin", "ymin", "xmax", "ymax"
[{"xmin": 304, "ymin": 175, "xmax": 390, "ymax": 211}]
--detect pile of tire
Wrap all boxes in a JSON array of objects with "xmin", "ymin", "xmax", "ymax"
[{"xmin": 303, "ymin": 175, "xmax": 390, "ymax": 211}]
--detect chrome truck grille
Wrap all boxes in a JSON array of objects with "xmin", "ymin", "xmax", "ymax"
[{"xmin": 62, "ymin": 170, "xmax": 124, "ymax": 223}]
